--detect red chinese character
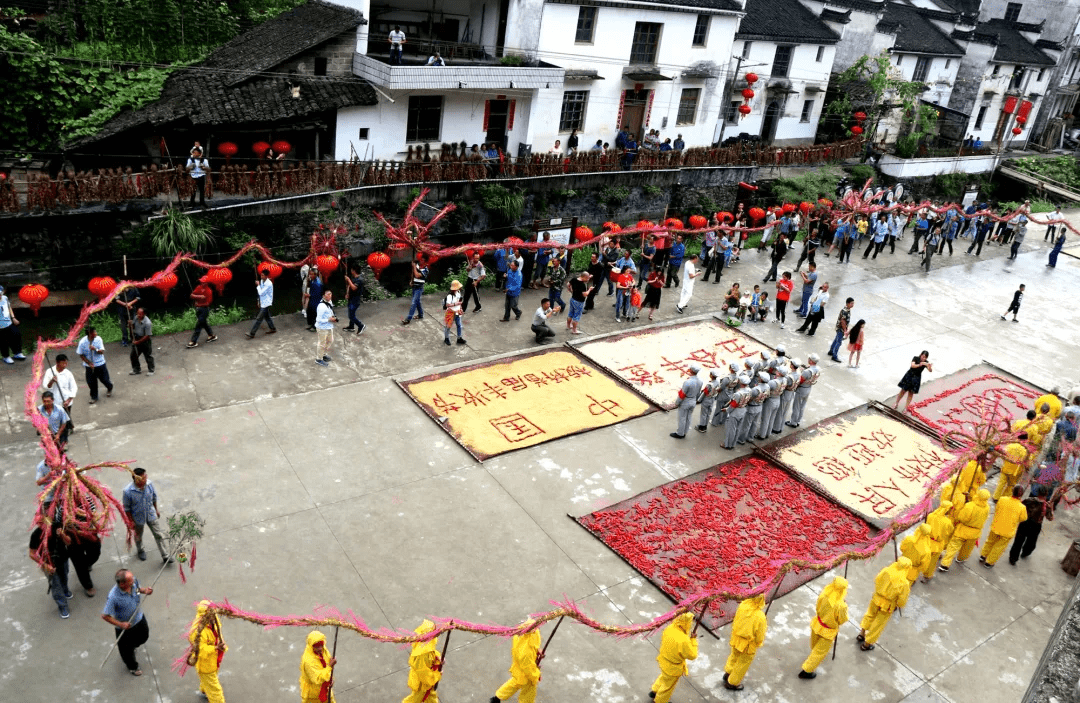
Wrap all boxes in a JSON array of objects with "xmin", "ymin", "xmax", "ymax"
[
  {"xmin": 450, "ymin": 387, "xmax": 488, "ymax": 408},
  {"xmin": 813, "ymin": 456, "xmax": 857, "ymax": 481},
  {"xmin": 500, "ymin": 376, "xmax": 527, "ymax": 392},
  {"xmin": 894, "ymin": 448, "xmax": 941, "ymax": 483},
  {"xmin": 587, "ymin": 395, "xmax": 623, "ymax": 417},
  {"xmin": 490, "ymin": 413, "xmax": 545, "ymax": 442},
  {"xmin": 717, "ymin": 338, "xmax": 753, "ymax": 358},
  {"xmin": 660, "ymin": 356, "xmax": 693, "ymax": 375},
  {"xmin": 481, "ymin": 381, "xmax": 508, "ymax": 402},
  {"xmin": 523, "ymin": 373, "xmax": 548, "ymax": 387},
  {"xmin": 842, "ymin": 442, "xmax": 884, "ymax": 466},
  {"xmin": 849, "ymin": 481, "xmax": 907, "ymax": 515},
  {"xmin": 431, "ymin": 394, "xmax": 460, "ymax": 414},
  {"xmin": 619, "ymin": 363, "xmax": 665, "ymax": 387},
  {"xmin": 859, "ymin": 429, "xmax": 897, "ymax": 450},
  {"xmin": 685, "ymin": 349, "xmax": 720, "ymax": 368}
]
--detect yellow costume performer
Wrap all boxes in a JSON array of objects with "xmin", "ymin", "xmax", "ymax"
[
  {"xmin": 649, "ymin": 611, "xmax": 697, "ymax": 703},
  {"xmin": 491, "ymin": 621, "xmax": 541, "ymax": 703},
  {"xmin": 858, "ymin": 557, "xmax": 911, "ymax": 649},
  {"xmin": 299, "ymin": 630, "xmax": 336, "ymax": 703},
  {"xmin": 1034, "ymin": 393, "xmax": 1062, "ymax": 422},
  {"xmin": 188, "ymin": 600, "xmax": 227, "ymax": 703},
  {"xmin": 799, "ymin": 577, "xmax": 848, "ymax": 678},
  {"xmin": 899, "ymin": 524, "xmax": 933, "ymax": 584},
  {"xmin": 939, "ymin": 489, "xmax": 991, "ymax": 570},
  {"xmin": 981, "ymin": 487, "xmax": 1028, "ymax": 566},
  {"xmin": 957, "ymin": 459, "xmax": 987, "ymax": 496},
  {"xmin": 941, "ymin": 479, "xmax": 966, "ymax": 522},
  {"xmin": 724, "ymin": 595, "xmax": 767, "ymax": 690},
  {"xmin": 994, "ymin": 442, "xmax": 1029, "ymax": 500},
  {"xmin": 921, "ymin": 501, "xmax": 953, "ymax": 580},
  {"xmin": 403, "ymin": 620, "xmax": 442, "ymax": 703}
]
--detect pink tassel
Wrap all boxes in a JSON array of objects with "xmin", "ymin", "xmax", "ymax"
[
  {"xmin": 190, "ymin": 542, "xmax": 197, "ymax": 570},
  {"xmin": 179, "ymin": 563, "xmax": 187, "ymax": 584}
]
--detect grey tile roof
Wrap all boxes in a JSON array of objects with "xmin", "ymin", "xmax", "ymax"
[
  {"xmin": 735, "ymin": 0, "xmax": 841, "ymax": 43},
  {"xmin": 882, "ymin": 3, "xmax": 965, "ymax": 57},
  {"xmin": 981, "ymin": 18, "xmax": 1056, "ymax": 66},
  {"xmin": 644, "ymin": 0, "xmax": 743, "ymax": 11}
]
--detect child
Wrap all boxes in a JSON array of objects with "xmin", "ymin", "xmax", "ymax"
[
  {"xmin": 847, "ymin": 318, "xmax": 865, "ymax": 368},
  {"xmin": 751, "ymin": 291, "xmax": 770, "ymax": 322},
  {"xmin": 1001, "ymin": 284, "xmax": 1024, "ymax": 322},
  {"xmin": 629, "ymin": 286, "xmax": 643, "ymax": 321},
  {"xmin": 923, "ymin": 226, "xmax": 940, "ymax": 272},
  {"xmin": 736, "ymin": 292, "xmax": 751, "ymax": 321}
]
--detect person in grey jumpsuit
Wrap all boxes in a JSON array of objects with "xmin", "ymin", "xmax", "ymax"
[
  {"xmin": 671, "ymin": 364, "xmax": 702, "ymax": 439},
  {"xmin": 697, "ymin": 370, "xmax": 721, "ymax": 432},
  {"xmin": 724, "ymin": 375, "xmax": 752, "ymax": 449},
  {"xmin": 788, "ymin": 353, "xmax": 821, "ymax": 427},
  {"xmin": 777, "ymin": 358, "xmax": 802, "ymax": 432},
  {"xmin": 758, "ymin": 374, "xmax": 784, "ymax": 440},
  {"xmin": 738, "ymin": 371, "xmax": 769, "ymax": 444},
  {"xmin": 711, "ymin": 362, "xmax": 741, "ymax": 428}
]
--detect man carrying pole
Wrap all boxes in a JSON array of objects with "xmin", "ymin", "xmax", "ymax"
[
  {"xmin": 299, "ymin": 630, "xmax": 336, "ymax": 703},
  {"xmin": 490, "ymin": 619, "xmax": 544, "ymax": 703},
  {"xmin": 648, "ymin": 610, "xmax": 698, "ymax": 702},
  {"xmin": 724, "ymin": 595, "xmax": 767, "ymax": 691},
  {"xmin": 403, "ymin": 620, "xmax": 442, "ymax": 703},
  {"xmin": 100, "ymin": 569, "xmax": 153, "ymax": 676},
  {"xmin": 798, "ymin": 576, "xmax": 848, "ymax": 679}
]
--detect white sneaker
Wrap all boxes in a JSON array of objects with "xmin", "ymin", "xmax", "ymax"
[
  {"xmin": 780, "ymin": 324, "xmax": 785, "ymax": 329},
  {"xmin": 1, "ymin": 357, "xmax": 12, "ymax": 364}
]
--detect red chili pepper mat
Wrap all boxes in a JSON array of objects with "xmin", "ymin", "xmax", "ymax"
[
  {"xmin": 574, "ymin": 455, "xmax": 876, "ymax": 630},
  {"xmin": 906, "ymin": 370, "xmax": 1043, "ymax": 435}
]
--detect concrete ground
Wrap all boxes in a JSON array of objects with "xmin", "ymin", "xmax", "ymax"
[{"xmin": 1, "ymin": 214, "xmax": 1079, "ymax": 703}]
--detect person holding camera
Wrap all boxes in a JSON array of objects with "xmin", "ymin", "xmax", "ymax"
[
  {"xmin": 186, "ymin": 146, "xmax": 210, "ymax": 209},
  {"xmin": 531, "ymin": 298, "xmax": 560, "ymax": 343}
]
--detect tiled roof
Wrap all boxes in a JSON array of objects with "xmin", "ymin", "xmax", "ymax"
[
  {"xmin": 735, "ymin": 0, "xmax": 841, "ymax": 43},
  {"xmin": 981, "ymin": 18, "xmax": 1056, "ymax": 66},
  {"xmin": 820, "ymin": 0, "xmax": 885, "ymax": 14},
  {"xmin": 882, "ymin": 3, "xmax": 965, "ymax": 57},
  {"xmin": 643, "ymin": 0, "xmax": 743, "ymax": 11}
]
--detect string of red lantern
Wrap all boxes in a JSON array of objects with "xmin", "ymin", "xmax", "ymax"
[{"xmin": 18, "ymin": 284, "xmax": 49, "ymax": 316}]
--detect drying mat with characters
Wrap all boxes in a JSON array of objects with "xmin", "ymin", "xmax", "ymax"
[
  {"xmin": 398, "ymin": 348, "xmax": 653, "ymax": 461},
  {"xmin": 571, "ymin": 318, "xmax": 772, "ymax": 410},
  {"xmin": 761, "ymin": 403, "xmax": 955, "ymax": 528},
  {"xmin": 573, "ymin": 454, "xmax": 876, "ymax": 631},
  {"xmin": 902, "ymin": 363, "xmax": 1046, "ymax": 436}
]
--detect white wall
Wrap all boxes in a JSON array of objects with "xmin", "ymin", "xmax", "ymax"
[
  {"xmin": 799, "ymin": 0, "xmax": 890, "ymax": 71},
  {"xmin": 878, "ymin": 153, "xmax": 998, "ymax": 178},
  {"xmin": 890, "ymin": 52, "xmax": 961, "ymax": 106},
  {"xmin": 961, "ymin": 65, "xmax": 1052, "ymax": 145}
]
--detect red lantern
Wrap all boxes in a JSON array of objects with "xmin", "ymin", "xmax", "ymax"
[
  {"xmin": 1012, "ymin": 127, "xmax": 1023, "ymax": 135},
  {"xmin": 745, "ymin": 72, "xmax": 758, "ymax": 84},
  {"xmin": 574, "ymin": 225, "xmax": 593, "ymax": 242},
  {"xmin": 603, "ymin": 221, "xmax": 622, "ymax": 233},
  {"xmin": 316, "ymin": 254, "xmax": 340, "ymax": 279},
  {"xmin": 688, "ymin": 215, "xmax": 708, "ymax": 229},
  {"xmin": 252, "ymin": 141, "xmax": 271, "ymax": 157},
  {"xmin": 738, "ymin": 104, "xmax": 752, "ymax": 116},
  {"xmin": 741, "ymin": 88, "xmax": 755, "ymax": 100},
  {"xmin": 464, "ymin": 248, "xmax": 477, "ymax": 260},
  {"xmin": 88, "ymin": 276, "xmax": 116, "ymax": 300},
  {"xmin": 152, "ymin": 271, "xmax": 178, "ymax": 301},
  {"xmin": 818, "ymin": 198, "xmax": 833, "ymax": 208},
  {"xmin": 850, "ymin": 125, "xmax": 864, "ymax": 135},
  {"xmin": 217, "ymin": 142, "xmax": 238, "ymax": 163},
  {"xmin": 271, "ymin": 140, "xmax": 292, "ymax": 155},
  {"xmin": 748, "ymin": 207, "xmax": 766, "ymax": 222},
  {"xmin": 799, "ymin": 201, "xmax": 812, "ymax": 214},
  {"xmin": 506, "ymin": 236, "xmax": 525, "ymax": 246},
  {"xmin": 1015, "ymin": 115, "xmax": 1027, "ymax": 125},
  {"xmin": 1003, "ymin": 96, "xmax": 1018, "ymax": 114},
  {"xmin": 257, "ymin": 262, "xmax": 283, "ymax": 280},
  {"xmin": 854, "ymin": 111, "xmax": 867, "ymax": 122},
  {"xmin": 18, "ymin": 283, "xmax": 48, "ymax": 316},
  {"xmin": 663, "ymin": 218, "xmax": 684, "ymax": 230},
  {"xmin": 206, "ymin": 267, "xmax": 232, "ymax": 294},
  {"xmin": 636, "ymin": 219, "xmax": 656, "ymax": 231},
  {"xmin": 367, "ymin": 251, "xmax": 390, "ymax": 278},
  {"xmin": 782, "ymin": 203, "xmax": 796, "ymax": 214},
  {"xmin": 717, "ymin": 211, "xmax": 734, "ymax": 223}
]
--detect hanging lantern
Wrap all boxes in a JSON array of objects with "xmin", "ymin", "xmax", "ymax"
[
  {"xmin": 18, "ymin": 283, "xmax": 49, "ymax": 316},
  {"xmin": 688, "ymin": 214, "xmax": 708, "ymax": 229},
  {"xmin": 748, "ymin": 207, "xmax": 766, "ymax": 222},
  {"xmin": 850, "ymin": 125, "xmax": 864, "ymax": 135},
  {"xmin": 367, "ymin": 251, "xmax": 390, "ymax": 278},
  {"xmin": 602, "ymin": 221, "xmax": 622, "ymax": 233},
  {"xmin": 1015, "ymin": 115, "xmax": 1027, "ymax": 125},
  {"xmin": 636, "ymin": 219, "xmax": 656, "ymax": 231},
  {"xmin": 257, "ymin": 262, "xmax": 283, "ymax": 280},
  {"xmin": 663, "ymin": 218, "xmax": 684, "ymax": 230},
  {"xmin": 271, "ymin": 140, "xmax": 292, "ymax": 155},
  {"xmin": 818, "ymin": 198, "xmax": 833, "ymax": 208},
  {"xmin": 1012, "ymin": 127, "xmax": 1023, "ymax": 135},
  {"xmin": 151, "ymin": 271, "xmax": 178, "ymax": 301},
  {"xmin": 464, "ymin": 248, "xmax": 477, "ymax": 260},
  {"xmin": 316, "ymin": 254, "xmax": 340, "ymax": 279},
  {"xmin": 745, "ymin": 72, "xmax": 758, "ymax": 84},
  {"xmin": 252, "ymin": 141, "xmax": 271, "ymax": 157},
  {"xmin": 738, "ymin": 104, "xmax": 752, "ymax": 116},
  {"xmin": 853, "ymin": 111, "xmax": 867, "ymax": 122},
  {"xmin": 717, "ymin": 211, "xmax": 734, "ymax": 223},
  {"xmin": 741, "ymin": 88, "xmax": 755, "ymax": 100},
  {"xmin": 574, "ymin": 225, "xmax": 593, "ymax": 242},
  {"xmin": 799, "ymin": 201, "xmax": 812, "ymax": 214},
  {"xmin": 217, "ymin": 142, "xmax": 238, "ymax": 164},
  {"xmin": 782, "ymin": 203, "xmax": 796, "ymax": 214},
  {"xmin": 88, "ymin": 276, "xmax": 116, "ymax": 300},
  {"xmin": 206, "ymin": 267, "xmax": 233, "ymax": 294}
]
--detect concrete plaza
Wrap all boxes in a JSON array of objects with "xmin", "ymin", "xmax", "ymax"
[{"xmin": 1, "ymin": 218, "xmax": 1078, "ymax": 703}]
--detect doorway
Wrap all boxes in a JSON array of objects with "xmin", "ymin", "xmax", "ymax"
[
  {"xmin": 621, "ymin": 89, "xmax": 650, "ymax": 142},
  {"xmin": 486, "ymin": 99, "xmax": 510, "ymax": 150},
  {"xmin": 760, "ymin": 101, "xmax": 780, "ymax": 144}
]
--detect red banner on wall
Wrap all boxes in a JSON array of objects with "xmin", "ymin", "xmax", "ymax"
[
  {"xmin": 483, "ymin": 100, "xmax": 491, "ymax": 132},
  {"xmin": 1018, "ymin": 99, "xmax": 1033, "ymax": 119},
  {"xmin": 508, "ymin": 100, "xmax": 516, "ymax": 130},
  {"xmin": 1003, "ymin": 96, "xmax": 1018, "ymax": 114}
]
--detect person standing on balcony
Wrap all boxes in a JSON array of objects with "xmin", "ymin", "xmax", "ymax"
[
  {"xmin": 186, "ymin": 146, "xmax": 210, "ymax": 210},
  {"xmin": 567, "ymin": 129, "xmax": 579, "ymax": 155},
  {"xmin": 389, "ymin": 26, "xmax": 406, "ymax": 65}
]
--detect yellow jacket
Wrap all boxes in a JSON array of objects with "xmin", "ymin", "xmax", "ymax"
[
  {"xmin": 925, "ymin": 502, "xmax": 954, "ymax": 548},
  {"xmin": 954, "ymin": 490, "xmax": 991, "ymax": 540},
  {"xmin": 657, "ymin": 612, "xmax": 698, "ymax": 676},
  {"xmin": 729, "ymin": 595, "xmax": 768, "ymax": 655},
  {"xmin": 1001, "ymin": 443, "xmax": 1028, "ymax": 477},
  {"xmin": 299, "ymin": 630, "xmax": 334, "ymax": 701},
  {"xmin": 870, "ymin": 558, "xmax": 911, "ymax": 613},
  {"xmin": 941, "ymin": 481, "xmax": 966, "ymax": 519},
  {"xmin": 810, "ymin": 577, "xmax": 848, "ymax": 641},
  {"xmin": 188, "ymin": 600, "xmax": 226, "ymax": 674},
  {"xmin": 407, "ymin": 620, "xmax": 442, "ymax": 693},
  {"xmin": 957, "ymin": 460, "xmax": 987, "ymax": 495},
  {"xmin": 990, "ymin": 496, "xmax": 1028, "ymax": 538},
  {"xmin": 507, "ymin": 624, "xmax": 542, "ymax": 685}
]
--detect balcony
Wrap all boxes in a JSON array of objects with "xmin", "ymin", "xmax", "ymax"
[{"xmin": 353, "ymin": 52, "xmax": 564, "ymax": 92}]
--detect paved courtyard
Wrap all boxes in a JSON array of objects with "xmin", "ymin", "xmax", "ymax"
[{"xmin": 1, "ymin": 219, "xmax": 1079, "ymax": 703}]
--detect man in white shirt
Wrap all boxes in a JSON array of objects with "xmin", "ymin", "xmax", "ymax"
[
  {"xmin": 795, "ymin": 283, "xmax": 830, "ymax": 336},
  {"xmin": 388, "ymin": 26, "xmax": 406, "ymax": 65},
  {"xmin": 425, "ymin": 52, "xmax": 446, "ymax": 66},
  {"xmin": 185, "ymin": 146, "xmax": 209, "ymax": 209},
  {"xmin": 676, "ymin": 254, "xmax": 702, "ymax": 313},
  {"xmin": 246, "ymin": 268, "xmax": 277, "ymax": 338},
  {"xmin": 314, "ymin": 290, "xmax": 337, "ymax": 367},
  {"xmin": 43, "ymin": 353, "xmax": 77, "ymax": 428},
  {"xmin": 76, "ymin": 327, "xmax": 113, "ymax": 403}
]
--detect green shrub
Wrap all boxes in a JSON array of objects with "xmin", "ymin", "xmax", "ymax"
[
  {"xmin": 771, "ymin": 168, "xmax": 843, "ymax": 204},
  {"xmin": 643, "ymin": 184, "xmax": 664, "ymax": 197},
  {"xmin": 846, "ymin": 164, "xmax": 876, "ymax": 183},
  {"xmin": 894, "ymin": 134, "xmax": 918, "ymax": 159},
  {"xmin": 477, "ymin": 183, "xmax": 525, "ymax": 223},
  {"xmin": 599, "ymin": 185, "xmax": 631, "ymax": 206},
  {"xmin": 999, "ymin": 199, "xmax": 1056, "ymax": 213}
]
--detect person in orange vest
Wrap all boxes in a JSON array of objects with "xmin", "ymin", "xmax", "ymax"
[
  {"xmin": 981, "ymin": 485, "xmax": 1029, "ymax": 567},
  {"xmin": 724, "ymin": 595, "xmax": 767, "ymax": 691},
  {"xmin": 798, "ymin": 576, "xmax": 848, "ymax": 679},
  {"xmin": 188, "ymin": 600, "xmax": 227, "ymax": 703},
  {"xmin": 649, "ymin": 611, "xmax": 697, "ymax": 702},
  {"xmin": 921, "ymin": 501, "xmax": 953, "ymax": 582},
  {"xmin": 938, "ymin": 489, "xmax": 991, "ymax": 571},
  {"xmin": 857, "ymin": 557, "xmax": 911, "ymax": 650}
]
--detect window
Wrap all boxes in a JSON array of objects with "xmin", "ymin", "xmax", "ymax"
[
  {"xmin": 358, "ymin": 127, "xmax": 369, "ymax": 140},
  {"xmin": 693, "ymin": 15, "xmax": 709, "ymax": 47},
  {"xmin": 974, "ymin": 104, "xmax": 988, "ymax": 129},
  {"xmin": 742, "ymin": 41, "xmax": 752, "ymax": 59},
  {"xmin": 314, "ymin": 57, "xmax": 327, "ymax": 76},
  {"xmin": 772, "ymin": 45, "xmax": 793, "ymax": 77},
  {"xmin": 559, "ymin": 90, "xmax": 589, "ymax": 132},
  {"xmin": 1010, "ymin": 67, "xmax": 1025, "ymax": 91},
  {"xmin": 896, "ymin": 55, "xmax": 903, "ymax": 66},
  {"xmin": 726, "ymin": 101, "xmax": 741, "ymax": 124},
  {"xmin": 801, "ymin": 99, "xmax": 814, "ymax": 122},
  {"xmin": 406, "ymin": 96, "xmax": 442, "ymax": 141},
  {"xmin": 1004, "ymin": 2, "xmax": 1022, "ymax": 22},
  {"xmin": 913, "ymin": 56, "xmax": 931, "ymax": 82},
  {"xmin": 677, "ymin": 88, "xmax": 700, "ymax": 124},
  {"xmin": 992, "ymin": 64, "xmax": 999, "ymax": 76},
  {"xmin": 1037, "ymin": 68, "xmax": 1046, "ymax": 81},
  {"xmin": 816, "ymin": 46, "xmax": 824, "ymax": 62},
  {"xmin": 945, "ymin": 59, "xmax": 951, "ymax": 69},
  {"xmin": 630, "ymin": 22, "xmax": 662, "ymax": 64},
  {"xmin": 575, "ymin": 6, "xmax": 597, "ymax": 43}
]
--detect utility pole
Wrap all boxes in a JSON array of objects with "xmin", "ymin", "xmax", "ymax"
[{"xmin": 715, "ymin": 54, "xmax": 745, "ymax": 147}]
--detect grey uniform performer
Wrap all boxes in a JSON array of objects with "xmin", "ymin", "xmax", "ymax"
[
  {"xmin": 697, "ymin": 371, "xmax": 721, "ymax": 432},
  {"xmin": 711, "ymin": 363, "xmax": 741, "ymax": 427},
  {"xmin": 672, "ymin": 365, "xmax": 703, "ymax": 438},
  {"xmin": 724, "ymin": 376, "xmax": 752, "ymax": 449},
  {"xmin": 758, "ymin": 375, "xmax": 784, "ymax": 439},
  {"xmin": 788, "ymin": 354, "xmax": 821, "ymax": 427},
  {"xmin": 778, "ymin": 358, "xmax": 802, "ymax": 432},
  {"xmin": 738, "ymin": 372, "xmax": 768, "ymax": 444}
]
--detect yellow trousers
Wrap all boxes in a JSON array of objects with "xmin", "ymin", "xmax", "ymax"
[
  {"xmin": 197, "ymin": 670, "xmax": 226, "ymax": 703},
  {"xmin": 494, "ymin": 678, "xmax": 536, "ymax": 703},
  {"xmin": 980, "ymin": 532, "xmax": 1011, "ymax": 565},
  {"xmin": 922, "ymin": 550, "xmax": 943, "ymax": 579},
  {"xmin": 940, "ymin": 535, "xmax": 977, "ymax": 567},
  {"xmin": 724, "ymin": 648, "xmax": 756, "ymax": 685},
  {"xmin": 303, "ymin": 693, "xmax": 335, "ymax": 703},
  {"xmin": 649, "ymin": 672, "xmax": 682, "ymax": 703},
  {"xmin": 402, "ymin": 688, "xmax": 437, "ymax": 703},
  {"xmin": 994, "ymin": 473, "xmax": 1018, "ymax": 501},
  {"xmin": 801, "ymin": 631, "xmax": 834, "ymax": 673},
  {"xmin": 859, "ymin": 602, "xmax": 895, "ymax": 645}
]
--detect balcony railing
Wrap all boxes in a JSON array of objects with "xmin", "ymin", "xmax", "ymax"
[{"xmin": 353, "ymin": 52, "xmax": 564, "ymax": 91}]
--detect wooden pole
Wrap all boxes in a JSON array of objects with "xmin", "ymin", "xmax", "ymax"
[
  {"xmin": 537, "ymin": 616, "xmax": 565, "ymax": 665},
  {"xmin": 326, "ymin": 625, "xmax": 340, "ymax": 699},
  {"xmin": 422, "ymin": 624, "xmax": 453, "ymax": 701},
  {"xmin": 691, "ymin": 599, "xmax": 710, "ymax": 637}
]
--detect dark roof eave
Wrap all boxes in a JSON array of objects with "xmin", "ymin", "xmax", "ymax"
[{"xmin": 734, "ymin": 33, "xmax": 840, "ymax": 44}]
